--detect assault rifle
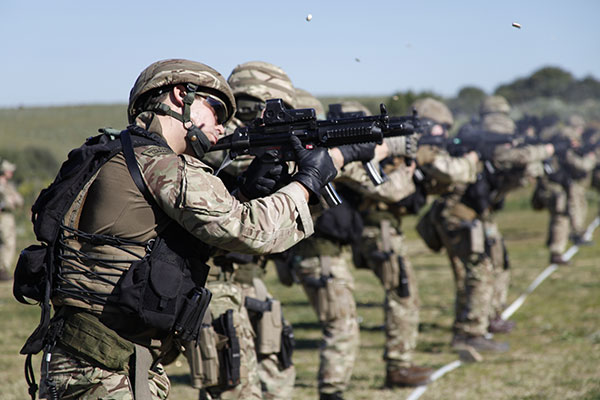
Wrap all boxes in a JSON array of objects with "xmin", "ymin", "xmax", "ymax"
[
  {"xmin": 211, "ymin": 99, "xmax": 421, "ymax": 206},
  {"xmin": 326, "ymin": 103, "xmax": 385, "ymax": 185}
]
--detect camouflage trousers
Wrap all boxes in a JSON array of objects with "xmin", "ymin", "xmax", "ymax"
[
  {"xmin": 569, "ymin": 180, "xmax": 590, "ymax": 236},
  {"xmin": 39, "ymin": 346, "xmax": 169, "ymax": 400},
  {"xmin": 296, "ymin": 243, "xmax": 360, "ymax": 395},
  {"xmin": 484, "ymin": 218, "xmax": 510, "ymax": 319},
  {"xmin": 238, "ymin": 274, "xmax": 296, "ymax": 400},
  {"xmin": 185, "ymin": 278, "xmax": 262, "ymax": 400},
  {"xmin": 547, "ymin": 182, "xmax": 570, "ymax": 254},
  {"xmin": 434, "ymin": 201, "xmax": 493, "ymax": 337},
  {"xmin": 0, "ymin": 212, "xmax": 16, "ymax": 274},
  {"xmin": 358, "ymin": 225, "xmax": 420, "ymax": 371}
]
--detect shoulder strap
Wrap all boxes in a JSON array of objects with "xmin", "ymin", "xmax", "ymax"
[{"xmin": 120, "ymin": 130, "xmax": 151, "ymax": 199}]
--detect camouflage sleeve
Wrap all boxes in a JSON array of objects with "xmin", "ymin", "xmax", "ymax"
[
  {"xmin": 136, "ymin": 146, "xmax": 313, "ymax": 254},
  {"xmin": 335, "ymin": 160, "xmax": 415, "ymax": 202},
  {"xmin": 565, "ymin": 150, "xmax": 596, "ymax": 174},
  {"xmin": 0, "ymin": 183, "xmax": 24, "ymax": 211},
  {"xmin": 421, "ymin": 152, "xmax": 477, "ymax": 184},
  {"xmin": 493, "ymin": 144, "xmax": 551, "ymax": 167}
]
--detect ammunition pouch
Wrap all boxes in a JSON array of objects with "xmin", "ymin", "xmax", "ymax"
[
  {"xmin": 58, "ymin": 309, "xmax": 135, "ymax": 372},
  {"xmin": 184, "ymin": 312, "xmax": 227, "ymax": 389},
  {"xmin": 113, "ymin": 227, "xmax": 211, "ymax": 343},
  {"xmin": 531, "ymin": 178, "xmax": 551, "ymax": 210},
  {"xmin": 453, "ymin": 219, "xmax": 485, "ymax": 259},
  {"xmin": 416, "ymin": 205, "xmax": 442, "ymax": 252}
]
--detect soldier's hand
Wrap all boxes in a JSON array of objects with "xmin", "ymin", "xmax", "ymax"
[
  {"xmin": 290, "ymin": 135, "xmax": 337, "ymax": 200},
  {"xmin": 337, "ymin": 143, "xmax": 376, "ymax": 165},
  {"xmin": 384, "ymin": 133, "xmax": 418, "ymax": 158},
  {"xmin": 545, "ymin": 143, "xmax": 555, "ymax": 156},
  {"xmin": 466, "ymin": 151, "xmax": 479, "ymax": 164},
  {"xmin": 238, "ymin": 151, "xmax": 285, "ymax": 200}
]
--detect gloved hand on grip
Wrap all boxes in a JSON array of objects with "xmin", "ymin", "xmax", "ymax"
[
  {"xmin": 238, "ymin": 150, "xmax": 285, "ymax": 200},
  {"xmin": 338, "ymin": 142, "xmax": 377, "ymax": 165},
  {"xmin": 290, "ymin": 135, "xmax": 337, "ymax": 200},
  {"xmin": 384, "ymin": 133, "xmax": 419, "ymax": 158}
]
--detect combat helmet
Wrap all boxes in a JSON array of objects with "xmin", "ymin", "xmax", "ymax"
[
  {"xmin": 0, "ymin": 159, "xmax": 16, "ymax": 175},
  {"xmin": 128, "ymin": 59, "xmax": 235, "ymax": 125},
  {"xmin": 411, "ymin": 97, "xmax": 454, "ymax": 128},
  {"xmin": 339, "ymin": 101, "xmax": 372, "ymax": 116},
  {"xmin": 295, "ymin": 88, "xmax": 324, "ymax": 118},
  {"xmin": 481, "ymin": 113, "xmax": 516, "ymax": 135},
  {"xmin": 228, "ymin": 61, "xmax": 296, "ymax": 116},
  {"xmin": 480, "ymin": 95, "xmax": 511, "ymax": 116}
]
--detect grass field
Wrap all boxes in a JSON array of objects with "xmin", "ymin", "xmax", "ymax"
[{"xmin": 1, "ymin": 106, "xmax": 599, "ymax": 399}]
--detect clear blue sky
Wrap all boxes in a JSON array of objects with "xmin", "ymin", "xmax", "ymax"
[{"xmin": 1, "ymin": 0, "xmax": 599, "ymax": 108}]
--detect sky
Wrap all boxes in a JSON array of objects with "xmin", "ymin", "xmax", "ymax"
[{"xmin": 1, "ymin": 0, "xmax": 599, "ymax": 108}]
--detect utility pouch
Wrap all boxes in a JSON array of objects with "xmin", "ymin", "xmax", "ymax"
[
  {"xmin": 59, "ymin": 310, "xmax": 135, "ymax": 372},
  {"xmin": 531, "ymin": 178, "xmax": 550, "ymax": 210},
  {"xmin": 278, "ymin": 323, "xmax": 295, "ymax": 370},
  {"xmin": 416, "ymin": 207, "xmax": 442, "ymax": 252},
  {"xmin": 185, "ymin": 312, "xmax": 223, "ymax": 388},
  {"xmin": 13, "ymin": 244, "xmax": 49, "ymax": 304},
  {"xmin": 212, "ymin": 310, "xmax": 241, "ymax": 388},
  {"xmin": 468, "ymin": 219, "xmax": 485, "ymax": 255},
  {"xmin": 115, "ymin": 235, "xmax": 210, "ymax": 341},
  {"xmin": 397, "ymin": 256, "xmax": 410, "ymax": 298},
  {"xmin": 258, "ymin": 300, "xmax": 283, "ymax": 354},
  {"xmin": 174, "ymin": 287, "xmax": 212, "ymax": 343}
]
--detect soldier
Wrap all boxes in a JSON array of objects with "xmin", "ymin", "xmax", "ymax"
[
  {"xmin": 289, "ymin": 98, "xmax": 419, "ymax": 399},
  {"xmin": 186, "ymin": 61, "xmax": 301, "ymax": 400},
  {"xmin": 0, "ymin": 159, "xmax": 23, "ymax": 281},
  {"xmin": 543, "ymin": 116, "xmax": 596, "ymax": 264},
  {"xmin": 434, "ymin": 95, "xmax": 554, "ymax": 351},
  {"xmin": 37, "ymin": 59, "xmax": 338, "ymax": 399}
]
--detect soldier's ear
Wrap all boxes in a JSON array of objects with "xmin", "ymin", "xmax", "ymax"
[{"xmin": 170, "ymin": 85, "xmax": 187, "ymax": 107}]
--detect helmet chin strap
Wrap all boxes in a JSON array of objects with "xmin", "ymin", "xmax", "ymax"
[
  {"xmin": 185, "ymin": 124, "xmax": 212, "ymax": 159},
  {"xmin": 150, "ymin": 83, "xmax": 212, "ymax": 159}
]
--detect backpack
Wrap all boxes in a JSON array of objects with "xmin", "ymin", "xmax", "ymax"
[{"xmin": 13, "ymin": 125, "xmax": 168, "ymax": 356}]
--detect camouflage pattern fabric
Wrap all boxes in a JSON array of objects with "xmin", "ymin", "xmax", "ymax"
[
  {"xmin": 357, "ymin": 225, "xmax": 420, "ymax": 370},
  {"xmin": 39, "ymin": 347, "xmax": 169, "ymax": 400},
  {"xmin": 128, "ymin": 58, "xmax": 236, "ymax": 124},
  {"xmin": 134, "ymin": 118, "xmax": 314, "ymax": 254},
  {"xmin": 202, "ymin": 278, "xmax": 262, "ymax": 400},
  {"xmin": 0, "ymin": 179, "xmax": 23, "ymax": 275},
  {"xmin": 431, "ymin": 195, "xmax": 494, "ymax": 337},
  {"xmin": 237, "ymin": 275, "xmax": 296, "ymax": 400},
  {"xmin": 294, "ymin": 244, "xmax": 359, "ymax": 394},
  {"xmin": 227, "ymin": 61, "xmax": 297, "ymax": 108},
  {"xmin": 484, "ymin": 218, "xmax": 510, "ymax": 318}
]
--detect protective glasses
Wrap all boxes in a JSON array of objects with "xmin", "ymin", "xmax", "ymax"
[{"xmin": 197, "ymin": 94, "xmax": 228, "ymax": 125}]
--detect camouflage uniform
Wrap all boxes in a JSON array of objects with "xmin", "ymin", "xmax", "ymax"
[
  {"xmin": 40, "ymin": 60, "xmax": 317, "ymax": 399},
  {"xmin": 183, "ymin": 62, "xmax": 300, "ymax": 400},
  {"xmin": 0, "ymin": 159, "xmax": 23, "ymax": 280},
  {"xmin": 435, "ymin": 97, "xmax": 552, "ymax": 342}
]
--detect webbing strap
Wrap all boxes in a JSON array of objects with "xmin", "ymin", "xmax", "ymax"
[
  {"xmin": 132, "ymin": 344, "xmax": 153, "ymax": 400},
  {"xmin": 120, "ymin": 131, "xmax": 151, "ymax": 200}
]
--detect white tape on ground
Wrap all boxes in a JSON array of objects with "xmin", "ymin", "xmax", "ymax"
[
  {"xmin": 405, "ymin": 360, "xmax": 462, "ymax": 400},
  {"xmin": 406, "ymin": 216, "xmax": 600, "ymax": 400}
]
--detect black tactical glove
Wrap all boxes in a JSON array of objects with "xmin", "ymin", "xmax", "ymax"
[
  {"xmin": 338, "ymin": 142, "xmax": 376, "ymax": 165},
  {"xmin": 238, "ymin": 151, "xmax": 285, "ymax": 200},
  {"xmin": 290, "ymin": 135, "xmax": 337, "ymax": 199}
]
